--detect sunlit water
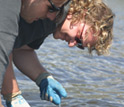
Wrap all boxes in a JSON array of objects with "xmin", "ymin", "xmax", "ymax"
[{"xmin": 2, "ymin": 0, "xmax": 124, "ymax": 107}]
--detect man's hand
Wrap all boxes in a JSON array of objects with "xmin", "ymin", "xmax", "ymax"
[
  {"xmin": 35, "ymin": 73, "xmax": 67, "ymax": 105},
  {"xmin": 39, "ymin": 76, "xmax": 67, "ymax": 105},
  {"xmin": 3, "ymin": 91, "xmax": 31, "ymax": 107}
]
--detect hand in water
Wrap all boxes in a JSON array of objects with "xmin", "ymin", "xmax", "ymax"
[{"xmin": 39, "ymin": 76, "xmax": 67, "ymax": 105}]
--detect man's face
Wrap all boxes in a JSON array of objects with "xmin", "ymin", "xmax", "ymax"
[
  {"xmin": 54, "ymin": 15, "xmax": 98, "ymax": 49},
  {"xmin": 21, "ymin": 0, "xmax": 69, "ymax": 23}
]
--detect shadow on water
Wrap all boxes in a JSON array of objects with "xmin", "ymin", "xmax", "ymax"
[{"xmin": 2, "ymin": 0, "xmax": 124, "ymax": 107}]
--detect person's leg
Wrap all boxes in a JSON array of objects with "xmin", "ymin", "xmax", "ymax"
[{"xmin": 1, "ymin": 53, "xmax": 30, "ymax": 107}]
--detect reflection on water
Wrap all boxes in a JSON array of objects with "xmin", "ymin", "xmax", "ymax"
[{"xmin": 2, "ymin": 0, "xmax": 124, "ymax": 107}]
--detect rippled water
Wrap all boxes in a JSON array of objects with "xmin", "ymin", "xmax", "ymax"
[{"xmin": 2, "ymin": 0, "xmax": 124, "ymax": 107}]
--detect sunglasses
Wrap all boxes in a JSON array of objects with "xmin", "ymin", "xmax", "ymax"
[
  {"xmin": 75, "ymin": 23, "xmax": 86, "ymax": 50},
  {"xmin": 75, "ymin": 37, "xmax": 84, "ymax": 50},
  {"xmin": 48, "ymin": 0, "xmax": 70, "ymax": 13}
]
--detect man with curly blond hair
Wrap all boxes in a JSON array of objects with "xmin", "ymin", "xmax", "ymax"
[{"xmin": 57, "ymin": 0, "xmax": 114, "ymax": 55}]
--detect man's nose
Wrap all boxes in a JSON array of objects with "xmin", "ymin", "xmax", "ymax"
[{"xmin": 46, "ymin": 12, "xmax": 57, "ymax": 21}]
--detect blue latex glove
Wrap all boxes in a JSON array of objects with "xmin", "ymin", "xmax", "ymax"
[{"xmin": 39, "ymin": 76, "xmax": 67, "ymax": 105}]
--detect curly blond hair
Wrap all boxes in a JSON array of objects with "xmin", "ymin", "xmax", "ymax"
[{"xmin": 68, "ymin": 0, "xmax": 115, "ymax": 55}]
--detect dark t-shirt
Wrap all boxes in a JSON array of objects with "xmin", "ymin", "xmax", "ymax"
[{"xmin": 14, "ymin": 17, "xmax": 56, "ymax": 49}]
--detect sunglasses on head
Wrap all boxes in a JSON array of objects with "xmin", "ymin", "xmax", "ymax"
[{"xmin": 48, "ymin": 0, "xmax": 70, "ymax": 13}]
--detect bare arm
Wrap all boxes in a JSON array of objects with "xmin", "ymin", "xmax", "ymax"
[
  {"xmin": 1, "ymin": 53, "xmax": 19, "ymax": 95},
  {"xmin": 13, "ymin": 45, "xmax": 67, "ymax": 105},
  {"xmin": 13, "ymin": 45, "xmax": 48, "ymax": 81}
]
